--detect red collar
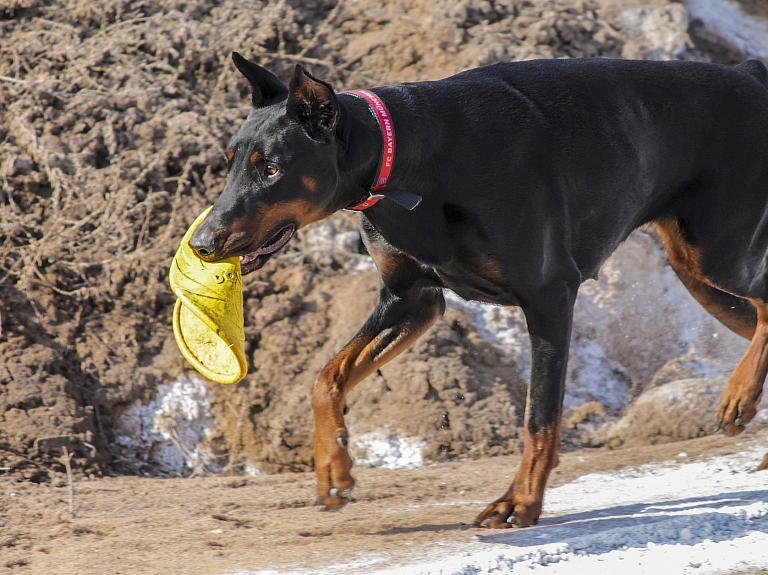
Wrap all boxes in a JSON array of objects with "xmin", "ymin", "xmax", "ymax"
[{"xmin": 342, "ymin": 90, "xmax": 421, "ymax": 212}]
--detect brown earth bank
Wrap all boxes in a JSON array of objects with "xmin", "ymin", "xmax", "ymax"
[
  {"xmin": 0, "ymin": 0, "xmax": 758, "ymax": 482},
  {"xmin": 2, "ymin": 0, "xmax": 768, "ymax": 572},
  {"xmin": 1, "ymin": 428, "xmax": 767, "ymax": 574},
  {"xmin": 1, "ymin": 0, "xmax": 767, "ymax": 549}
]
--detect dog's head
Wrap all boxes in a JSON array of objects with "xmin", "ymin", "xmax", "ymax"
[{"xmin": 189, "ymin": 53, "xmax": 344, "ymax": 274}]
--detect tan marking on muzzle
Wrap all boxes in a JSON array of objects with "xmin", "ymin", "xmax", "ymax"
[{"xmin": 254, "ymin": 198, "xmax": 331, "ymax": 240}]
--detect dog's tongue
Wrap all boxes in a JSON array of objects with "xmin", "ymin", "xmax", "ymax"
[
  {"xmin": 239, "ymin": 225, "xmax": 295, "ymax": 272},
  {"xmin": 240, "ymin": 252, "xmax": 262, "ymax": 266}
]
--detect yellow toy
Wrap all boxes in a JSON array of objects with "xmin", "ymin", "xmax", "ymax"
[{"xmin": 168, "ymin": 207, "xmax": 247, "ymax": 384}]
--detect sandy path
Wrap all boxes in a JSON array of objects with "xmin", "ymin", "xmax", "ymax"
[{"xmin": 3, "ymin": 429, "xmax": 766, "ymax": 574}]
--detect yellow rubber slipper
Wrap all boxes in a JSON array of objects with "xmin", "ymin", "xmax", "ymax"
[{"xmin": 168, "ymin": 206, "xmax": 247, "ymax": 384}]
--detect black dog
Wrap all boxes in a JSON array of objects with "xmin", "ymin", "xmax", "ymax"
[{"xmin": 190, "ymin": 53, "xmax": 768, "ymax": 528}]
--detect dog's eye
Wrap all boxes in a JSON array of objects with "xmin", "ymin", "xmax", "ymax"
[{"xmin": 265, "ymin": 163, "xmax": 279, "ymax": 177}]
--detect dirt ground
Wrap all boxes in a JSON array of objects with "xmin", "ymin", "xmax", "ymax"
[
  {"xmin": 2, "ymin": 428, "xmax": 766, "ymax": 574},
  {"xmin": 1, "ymin": 0, "xmax": 767, "ymax": 572}
]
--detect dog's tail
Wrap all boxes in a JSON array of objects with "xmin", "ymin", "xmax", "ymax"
[{"xmin": 737, "ymin": 59, "xmax": 768, "ymax": 88}]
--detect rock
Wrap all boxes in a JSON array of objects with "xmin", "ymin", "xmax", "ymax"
[
  {"xmin": 598, "ymin": 378, "xmax": 724, "ymax": 447},
  {"xmin": 648, "ymin": 354, "xmax": 726, "ymax": 388},
  {"xmin": 618, "ymin": 5, "xmax": 690, "ymax": 60}
]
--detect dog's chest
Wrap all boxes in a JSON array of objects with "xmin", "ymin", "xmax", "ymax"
[{"xmin": 434, "ymin": 263, "xmax": 519, "ymax": 307}]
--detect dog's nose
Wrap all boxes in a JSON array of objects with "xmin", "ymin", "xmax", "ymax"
[{"xmin": 189, "ymin": 224, "xmax": 218, "ymax": 261}]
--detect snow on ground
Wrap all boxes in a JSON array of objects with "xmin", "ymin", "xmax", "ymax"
[
  {"xmin": 246, "ymin": 447, "xmax": 768, "ymax": 575},
  {"xmin": 113, "ymin": 373, "xmax": 221, "ymax": 475},
  {"xmin": 687, "ymin": 0, "xmax": 768, "ymax": 58},
  {"xmin": 351, "ymin": 431, "xmax": 427, "ymax": 470}
]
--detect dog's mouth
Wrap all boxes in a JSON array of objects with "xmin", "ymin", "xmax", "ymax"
[{"xmin": 240, "ymin": 224, "xmax": 296, "ymax": 275}]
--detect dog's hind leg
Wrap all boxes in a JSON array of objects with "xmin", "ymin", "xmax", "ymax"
[
  {"xmin": 312, "ymin": 251, "xmax": 445, "ymax": 512},
  {"xmin": 718, "ymin": 298, "xmax": 768, "ymax": 435},
  {"xmin": 655, "ymin": 219, "xmax": 756, "ymax": 340},
  {"xmin": 655, "ymin": 219, "xmax": 766, "ymax": 435},
  {"xmin": 474, "ymin": 279, "xmax": 578, "ymax": 528}
]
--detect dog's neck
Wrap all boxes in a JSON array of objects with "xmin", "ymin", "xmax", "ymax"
[
  {"xmin": 336, "ymin": 93, "xmax": 382, "ymax": 198},
  {"xmin": 342, "ymin": 90, "xmax": 421, "ymax": 212}
]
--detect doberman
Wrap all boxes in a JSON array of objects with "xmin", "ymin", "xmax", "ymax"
[{"xmin": 189, "ymin": 53, "xmax": 768, "ymax": 528}]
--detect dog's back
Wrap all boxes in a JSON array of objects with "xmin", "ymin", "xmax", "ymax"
[
  {"xmin": 375, "ymin": 59, "xmax": 768, "ymax": 288},
  {"xmin": 739, "ymin": 59, "xmax": 768, "ymax": 88}
]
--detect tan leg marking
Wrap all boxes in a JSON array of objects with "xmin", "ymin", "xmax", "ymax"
[
  {"xmin": 719, "ymin": 298, "xmax": 768, "ymax": 436},
  {"xmin": 313, "ymin": 304, "xmax": 441, "ymax": 511},
  {"xmin": 655, "ymin": 219, "xmax": 756, "ymax": 340},
  {"xmin": 474, "ymin": 419, "xmax": 561, "ymax": 528}
]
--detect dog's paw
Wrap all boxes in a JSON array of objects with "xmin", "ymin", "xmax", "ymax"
[
  {"xmin": 472, "ymin": 501, "xmax": 539, "ymax": 529},
  {"xmin": 718, "ymin": 386, "xmax": 761, "ymax": 436},
  {"xmin": 315, "ymin": 429, "xmax": 355, "ymax": 512},
  {"xmin": 316, "ymin": 484, "xmax": 355, "ymax": 512}
]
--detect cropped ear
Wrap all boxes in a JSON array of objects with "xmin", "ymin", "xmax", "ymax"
[
  {"xmin": 286, "ymin": 65, "xmax": 339, "ymax": 142},
  {"xmin": 232, "ymin": 52, "xmax": 288, "ymax": 107}
]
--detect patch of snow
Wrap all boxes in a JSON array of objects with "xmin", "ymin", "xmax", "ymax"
[
  {"xmin": 565, "ymin": 338, "xmax": 629, "ymax": 411},
  {"xmin": 676, "ymin": 358, "xmax": 721, "ymax": 380},
  {"xmin": 298, "ymin": 219, "xmax": 376, "ymax": 274},
  {"xmin": 687, "ymin": 0, "xmax": 768, "ymax": 58},
  {"xmin": 351, "ymin": 432, "xmax": 426, "ymax": 470},
  {"xmin": 343, "ymin": 255, "xmax": 377, "ymax": 274},
  {"xmin": 242, "ymin": 462, "xmax": 263, "ymax": 477},
  {"xmin": 444, "ymin": 291, "xmax": 530, "ymax": 376},
  {"xmin": 544, "ymin": 447, "xmax": 766, "ymax": 512},
  {"xmin": 574, "ymin": 232, "xmax": 743, "ymax": 387},
  {"xmin": 113, "ymin": 373, "xmax": 220, "ymax": 476},
  {"xmin": 444, "ymin": 292, "xmax": 631, "ymax": 412},
  {"xmin": 302, "ymin": 220, "xmax": 361, "ymax": 255}
]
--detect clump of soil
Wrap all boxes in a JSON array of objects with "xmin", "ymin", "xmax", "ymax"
[{"xmin": 0, "ymin": 0, "xmax": 756, "ymax": 482}]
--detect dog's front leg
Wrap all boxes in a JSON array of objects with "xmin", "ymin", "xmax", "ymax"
[
  {"xmin": 475, "ymin": 280, "xmax": 577, "ymax": 528},
  {"xmin": 313, "ymin": 283, "xmax": 445, "ymax": 511}
]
